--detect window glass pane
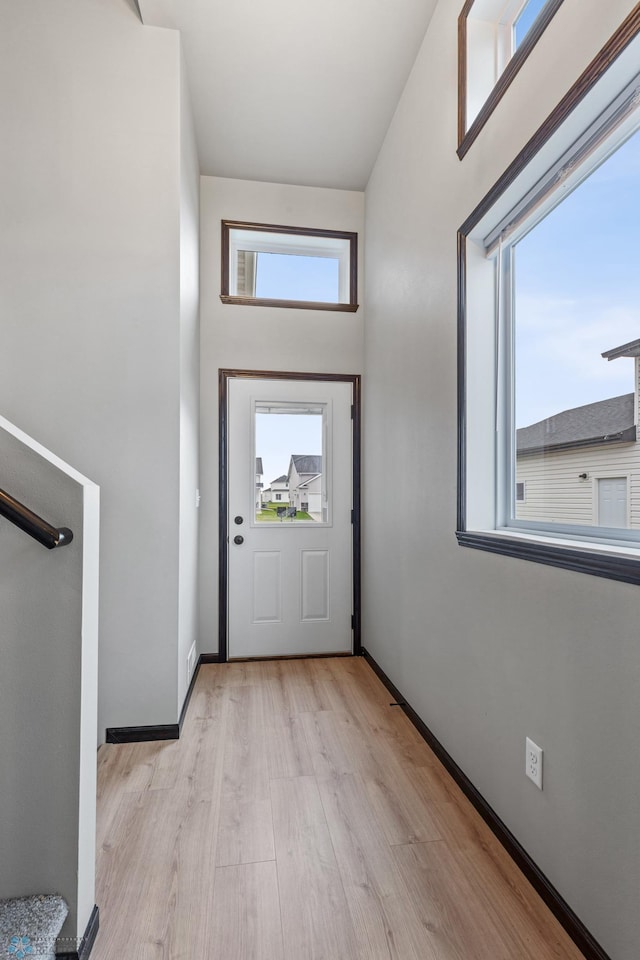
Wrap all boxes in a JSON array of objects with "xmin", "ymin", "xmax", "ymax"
[
  {"xmin": 255, "ymin": 253, "xmax": 339, "ymax": 302},
  {"xmin": 513, "ymin": 128, "xmax": 640, "ymax": 529},
  {"xmin": 462, "ymin": 0, "xmax": 563, "ymax": 142},
  {"xmin": 255, "ymin": 403, "xmax": 326, "ymax": 523},
  {"xmin": 514, "ymin": 0, "xmax": 548, "ymax": 49},
  {"xmin": 224, "ymin": 223, "xmax": 356, "ymax": 307}
]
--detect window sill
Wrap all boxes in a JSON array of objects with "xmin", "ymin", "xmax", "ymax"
[
  {"xmin": 220, "ymin": 295, "xmax": 359, "ymax": 312},
  {"xmin": 456, "ymin": 529, "xmax": 640, "ymax": 585}
]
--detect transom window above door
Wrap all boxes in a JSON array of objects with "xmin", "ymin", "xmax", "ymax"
[{"xmin": 220, "ymin": 220, "xmax": 359, "ymax": 312}]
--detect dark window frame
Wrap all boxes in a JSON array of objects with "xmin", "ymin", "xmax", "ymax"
[
  {"xmin": 218, "ymin": 368, "xmax": 362, "ymax": 662},
  {"xmin": 220, "ymin": 220, "xmax": 359, "ymax": 312},
  {"xmin": 457, "ymin": 7, "xmax": 640, "ymax": 586},
  {"xmin": 458, "ymin": 0, "xmax": 565, "ymax": 159}
]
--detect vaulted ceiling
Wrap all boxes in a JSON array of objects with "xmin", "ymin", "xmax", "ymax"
[{"xmin": 137, "ymin": 0, "xmax": 438, "ymax": 190}]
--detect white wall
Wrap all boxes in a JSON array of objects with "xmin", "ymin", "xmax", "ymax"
[
  {"xmin": 363, "ymin": 1, "xmax": 640, "ymax": 957},
  {"xmin": 177, "ymin": 47, "xmax": 201, "ymax": 708},
  {"xmin": 199, "ymin": 176, "xmax": 364, "ymax": 651},
  {"xmin": 0, "ymin": 1, "xmax": 198, "ymax": 737},
  {"xmin": 0, "ymin": 417, "xmax": 99, "ymax": 948}
]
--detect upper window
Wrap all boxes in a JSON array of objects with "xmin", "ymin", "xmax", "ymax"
[
  {"xmin": 513, "ymin": 0, "xmax": 549, "ymax": 48},
  {"xmin": 220, "ymin": 221, "xmax": 358, "ymax": 312},
  {"xmin": 458, "ymin": 0, "xmax": 565, "ymax": 158},
  {"xmin": 458, "ymin": 10, "xmax": 640, "ymax": 583}
]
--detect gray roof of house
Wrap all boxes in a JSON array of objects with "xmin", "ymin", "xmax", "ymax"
[
  {"xmin": 517, "ymin": 393, "xmax": 636, "ymax": 456},
  {"xmin": 271, "ymin": 474, "xmax": 288, "ymax": 484},
  {"xmin": 298, "ymin": 473, "xmax": 322, "ymax": 488},
  {"xmin": 290, "ymin": 454, "xmax": 322, "ymax": 475},
  {"xmin": 602, "ymin": 338, "xmax": 640, "ymax": 361},
  {"xmin": 256, "ymin": 457, "xmax": 263, "ymax": 475}
]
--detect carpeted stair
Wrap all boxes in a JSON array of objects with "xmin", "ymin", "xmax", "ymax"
[{"xmin": 0, "ymin": 895, "xmax": 68, "ymax": 960}]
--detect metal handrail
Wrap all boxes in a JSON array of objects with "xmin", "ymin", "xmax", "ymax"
[{"xmin": 0, "ymin": 487, "xmax": 73, "ymax": 549}]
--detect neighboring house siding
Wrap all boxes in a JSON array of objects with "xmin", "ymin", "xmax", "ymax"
[
  {"xmin": 271, "ymin": 481, "xmax": 290, "ymax": 502},
  {"xmin": 288, "ymin": 456, "xmax": 322, "ymax": 511},
  {"xmin": 305, "ymin": 493, "xmax": 322, "ymax": 513},
  {"xmin": 516, "ymin": 440, "xmax": 640, "ymax": 527},
  {"xmin": 298, "ymin": 474, "xmax": 322, "ymax": 514},
  {"xmin": 288, "ymin": 464, "xmax": 303, "ymax": 507},
  {"xmin": 255, "ymin": 460, "xmax": 263, "ymax": 512},
  {"xmin": 289, "ymin": 474, "xmax": 316, "ymax": 510},
  {"xmin": 261, "ymin": 477, "xmax": 290, "ymax": 505}
]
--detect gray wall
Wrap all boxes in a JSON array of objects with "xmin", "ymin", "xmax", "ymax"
[
  {"xmin": 0, "ymin": 420, "xmax": 99, "ymax": 947},
  {"xmin": 0, "ymin": 1, "xmax": 199, "ymax": 737},
  {"xmin": 198, "ymin": 176, "xmax": 365, "ymax": 653},
  {"xmin": 363, "ymin": 1, "xmax": 640, "ymax": 957}
]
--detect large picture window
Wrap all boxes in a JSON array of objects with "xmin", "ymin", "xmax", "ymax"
[{"xmin": 457, "ymin": 10, "xmax": 640, "ymax": 583}]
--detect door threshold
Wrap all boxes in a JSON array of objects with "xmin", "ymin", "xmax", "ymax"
[{"xmin": 227, "ymin": 651, "xmax": 354, "ymax": 663}]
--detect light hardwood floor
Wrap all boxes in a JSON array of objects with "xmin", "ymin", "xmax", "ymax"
[{"xmin": 93, "ymin": 657, "xmax": 585, "ymax": 959}]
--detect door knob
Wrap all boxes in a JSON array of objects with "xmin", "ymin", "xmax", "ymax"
[
  {"xmin": 234, "ymin": 516, "xmax": 243, "ymax": 525},
  {"xmin": 233, "ymin": 535, "xmax": 244, "ymax": 545}
]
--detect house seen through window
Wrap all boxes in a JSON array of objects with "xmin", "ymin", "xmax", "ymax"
[
  {"xmin": 512, "ymin": 125, "xmax": 640, "ymax": 533},
  {"xmin": 254, "ymin": 403, "xmax": 326, "ymax": 523}
]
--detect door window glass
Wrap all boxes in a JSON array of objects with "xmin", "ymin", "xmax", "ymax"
[{"xmin": 254, "ymin": 401, "xmax": 327, "ymax": 524}]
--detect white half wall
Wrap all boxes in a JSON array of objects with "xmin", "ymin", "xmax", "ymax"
[
  {"xmin": 363, "ymin": 1, "xmax": 640, "ymax": 958},
  {"xmin": 0, "ymin": 416, "xmax": 99, "ymax": 949},
  {"xmin": 198, "ymin": 176, "xmax": 364, "ymax": 652}
]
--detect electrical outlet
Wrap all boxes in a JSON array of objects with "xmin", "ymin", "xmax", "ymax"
[{"xmin": 526, "ymin": 737, "xmax": 543, "ymax": 789}]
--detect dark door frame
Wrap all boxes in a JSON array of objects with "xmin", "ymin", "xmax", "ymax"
[{"xmin": 219, "ymin": 368, "xmax": 361, "ymax": 662}]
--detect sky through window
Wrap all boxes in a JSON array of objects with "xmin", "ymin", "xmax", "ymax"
[
  {"xmin": 256, "ymin": 413, "xmax": 322, "ymax": 495},
  {"xmin": 514, "ymin": 0, "xmax": 549, "ymax": 48},
  {"xmin": 255, "ymin": 253, "xmax": 340, "ymax": 302},
  {"xmin": 514, "ymin": 127, "xmax": 640, "ymax": 429}
]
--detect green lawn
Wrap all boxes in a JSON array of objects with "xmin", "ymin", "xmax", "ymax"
[{"xmin": 257, "ymin": 502, "xmax": 313, "ymax": 522}]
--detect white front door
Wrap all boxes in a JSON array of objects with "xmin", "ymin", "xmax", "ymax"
[
  {"xmin": 227, "ymin": 376, "xmax": 354, "ymax": 658},
  {"xmin": 597, "ymin": 477, "xmax": 628, "ymax": 528}
]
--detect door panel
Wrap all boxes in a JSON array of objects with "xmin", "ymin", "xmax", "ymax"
[
  {"xmin": 227, "ymin": 377, "xmax": 353, "ymax": 658},
  {"xmin": 301, "ymin": 551, "xmax": 330, "ymax": 621},
  {"xmin": 253, "ymin": 552, "xmax": 282, "ymax": 622}
]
